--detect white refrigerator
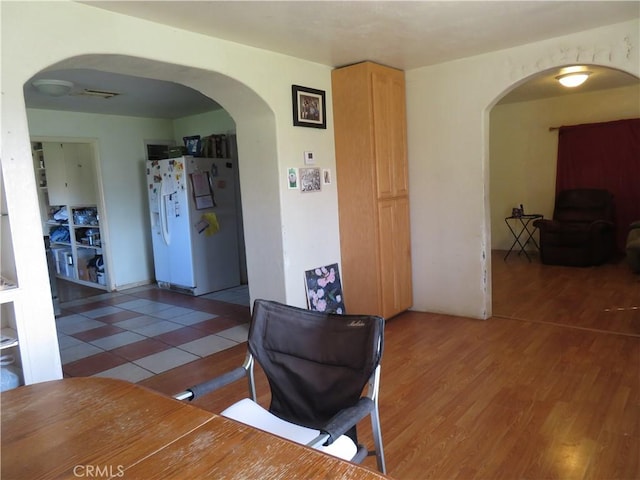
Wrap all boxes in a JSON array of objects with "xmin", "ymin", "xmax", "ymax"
[{"xmin": 146, "ymin": 156, "xmax": 240, "ymax": 295}]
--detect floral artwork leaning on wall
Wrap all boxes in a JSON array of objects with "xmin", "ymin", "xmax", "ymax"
[{"xmin": 304, "ymin": 263, "xmax": 345, "ymax": 314}]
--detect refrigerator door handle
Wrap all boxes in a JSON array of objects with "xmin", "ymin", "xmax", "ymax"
[
  {"xmin": 159, "ymin": 185, "xmax": 171, "ymax": 246},
  {"xmin": 207, "ymin": 169, "xmax": 217, "ymax": 207}
]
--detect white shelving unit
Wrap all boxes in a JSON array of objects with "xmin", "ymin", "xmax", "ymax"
[
  {"xmin": 48, "ymin": 205, "xmax": 107, "ymax": 289},
  {"xmin": 1, "ymin": 130, "xmax": 62, "ymax": 387},
  {"xmin": 0, "ymin": 166, "xmax": 24, "ymax": 388},
  {"xmin": 31, "ymin": 142, "xmax": 51, "ymax": 235}
]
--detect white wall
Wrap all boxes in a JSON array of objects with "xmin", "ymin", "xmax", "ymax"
[
  {"xmin": 406, "ymin": 19, "xmax": 639, "ymax": 319},
  {"xmin": 490, "ymin": 85, "xmax": 640, "ymax": 250},
  {"xmin": 173, "ymin": 109, "xmax": 236, "ymax": 143},
  {"xmin": 2, "ymin": 1, "xmax": 339, "ymax": 312}
]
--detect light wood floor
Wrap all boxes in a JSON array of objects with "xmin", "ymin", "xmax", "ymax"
[{"xmin": 140, "ymin": 251, "xmax": 639, "ymax": 479}]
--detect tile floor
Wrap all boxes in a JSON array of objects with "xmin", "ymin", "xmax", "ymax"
[{"xmin": 56, "ymin": 284, "xmax": 251, "ymax": 383}]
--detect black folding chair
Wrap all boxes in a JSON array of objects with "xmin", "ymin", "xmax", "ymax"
[{"xmin": 175, "ymin": 299, "xmax": 386, "ymax": 473}]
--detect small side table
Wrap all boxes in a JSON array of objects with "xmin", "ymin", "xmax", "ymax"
[{"xmin": 504, "ymin": 214, "xmax": 543, "ymax": 261}]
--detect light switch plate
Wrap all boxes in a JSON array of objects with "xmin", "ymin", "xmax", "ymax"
[{"xmin": 304, "ymin": 151, "xmax": 315, "ymax": 165}]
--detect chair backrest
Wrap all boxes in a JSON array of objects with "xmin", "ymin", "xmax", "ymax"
[
  {"xmin": 553, "ymin": 188, "xmax": 614, "ymax": 224},
  {"xmin": 248, "ymin": 299, "xmax": 384, "ymax": 430}
]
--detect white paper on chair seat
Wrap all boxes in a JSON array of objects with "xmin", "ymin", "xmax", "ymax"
[{"xmin": 221, "ymin": 398, "xmax": 358, "ymax": 461}]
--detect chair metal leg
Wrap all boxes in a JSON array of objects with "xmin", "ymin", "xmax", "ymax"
[
  {"xmin": 371, "ymin": 403, "xmax": 386, "ymax": 474},
  {"xmin": 244, "ymin": 354, "xmax": 257, "ymax": 402},
  {"xmin": 368, "ymin": 365, "xmax": 386, "ymax": 474}
]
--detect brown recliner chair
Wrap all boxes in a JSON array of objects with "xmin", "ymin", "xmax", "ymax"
[
  {"xmin": 627, "ymin": 221, "xmax": 640, "ymax": 273},
  {"xmin": 533, "ymin": 189, "xmax": 616, "ymax": 267}
]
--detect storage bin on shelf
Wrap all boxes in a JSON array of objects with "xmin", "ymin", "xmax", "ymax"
[
  {"xmin": 72, "ymin": 207, "xmax": 98, "ymax": 226},
  {"xmin": 0, "ymin": 353, "xmax": 21, "ymax": 392},
  {"xmin": 76, "ymin": 249, "xmax": 103, "ymax": 283},
  {"xmin": 52, "ymin": 246, "xmax": 75, "ymax": 279}
]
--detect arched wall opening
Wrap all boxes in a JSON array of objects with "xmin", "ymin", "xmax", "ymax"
[
  {"xmin": 28, "ymin": 54, "xmax": 286, "ymax": 306},
  {"xmin": 406, "ymin": 20, "xmax": 639, "ymax": 321},
  {"xmin": 3, "ymin": 0, "xmax": 344, "ymax": 384},
  {"xmin": 485, "ymin": 64, "xmax": 640, "ymax": 318}
]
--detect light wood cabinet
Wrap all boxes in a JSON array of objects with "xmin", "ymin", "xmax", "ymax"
[
  {"xmin": 332, "ymin": 61, "xmax": 412, "ymax": 319},
  {"xmin": 371, "ymin": 69, "xmax": 409, "ymax": 199}
]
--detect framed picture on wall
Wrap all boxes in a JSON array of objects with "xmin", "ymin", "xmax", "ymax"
[
  {"xmin": 299, "ymin": 167, "xmax": 321, "ymax": 192},
  {"xmin": 322, "ymin": 169, "xmax": 332, "ymax": 185},
  {"xmin": 287, "ymin": 167, "xmax": 298, "ymax": 189},
  {"xmin": 292, "ymin": 85, "xmax": 326, "ymax": 129}
]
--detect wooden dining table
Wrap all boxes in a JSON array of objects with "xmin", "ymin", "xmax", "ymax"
[{"xmin": 1, "ymin": 377, "xmax": 390, "ymax": 479}]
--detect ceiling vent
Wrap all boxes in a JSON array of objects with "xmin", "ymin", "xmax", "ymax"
[{"xmin": 74, "ymin": 88, "xmax": 121, "ymax": 99}]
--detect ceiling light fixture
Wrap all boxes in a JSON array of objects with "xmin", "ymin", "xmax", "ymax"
[
  {"xmin": 556, "ymin": 72, "xmax": 591, "ymax": 88},
  {"xmin": 32, "ymin": 79, "xmax": 74, "ymax": 97}
]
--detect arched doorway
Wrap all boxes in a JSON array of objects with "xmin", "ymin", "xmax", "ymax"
[
  {"xmin": 30, "ymin": 54, "xmax": 287, "ymax": 306},
  {"xmin": 20, "ymin": 53, "xmax": 293, "ymax": 382},
  {"xmin": 487, "ymin": 64, "xmax": 640, "ymax": 322}
]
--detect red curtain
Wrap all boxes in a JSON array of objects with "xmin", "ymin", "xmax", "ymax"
[{"xmin": 556, "ymin": 118, "xmax": 640, "ymax": 252}]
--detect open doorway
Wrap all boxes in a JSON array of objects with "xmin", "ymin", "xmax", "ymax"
[
  {"xmin": 25, "ymin": 66, "xmax": 257, "ymax": 308},
  {"xmin": 29, "ymin": 138, "xmax": 109, "ymax": 306},
  {"xmin": 26, "ymin": 54, "xmax": 284, "ymax": 306},
  {"xmin": 488, "ymin": 65, "xmax": 640, "ymax": 329}
]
